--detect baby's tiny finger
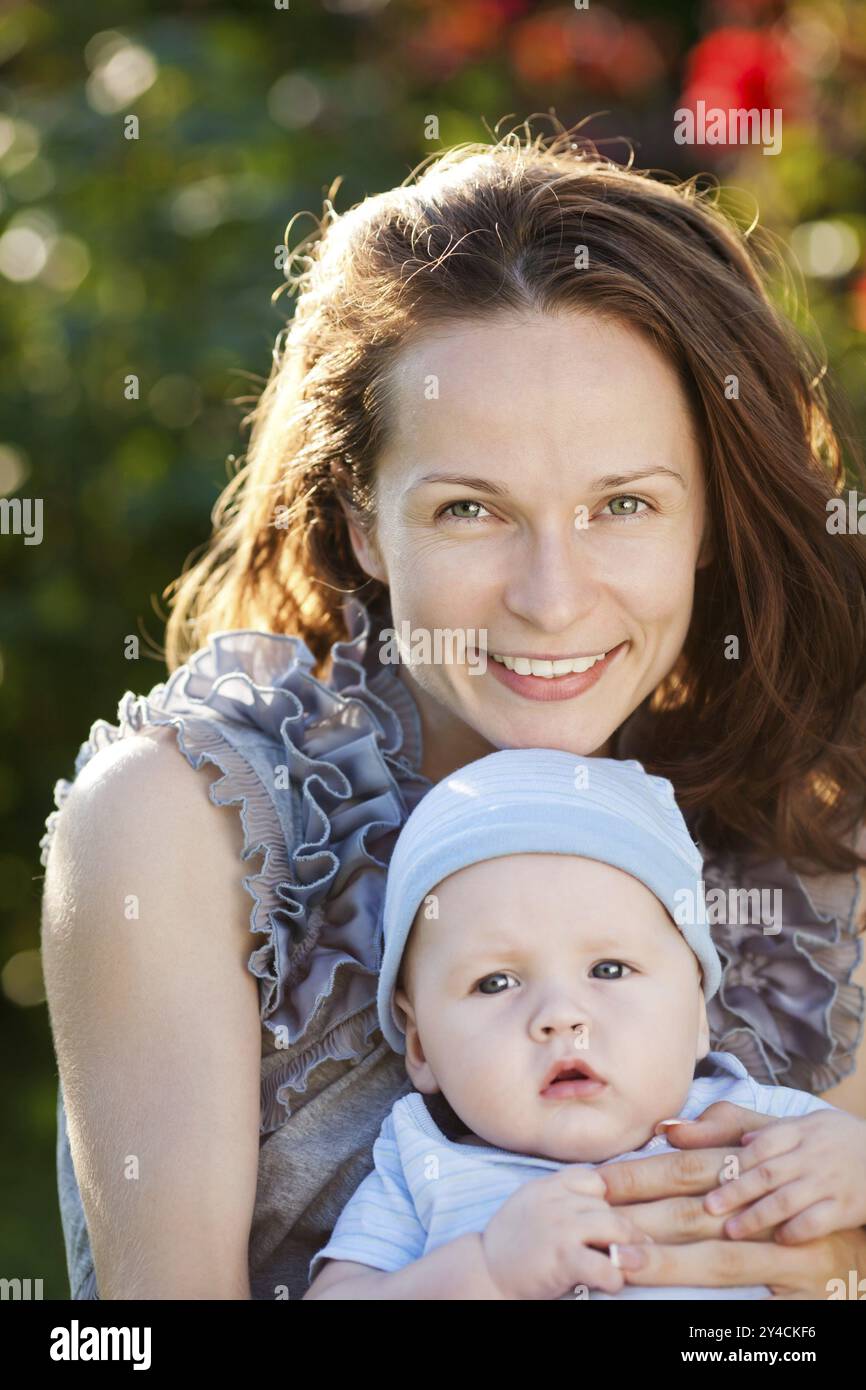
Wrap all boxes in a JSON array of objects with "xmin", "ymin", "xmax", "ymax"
[
  {"xmin": 725, "ymin": 1179, "xmax": 817, "ymax": 1240},
  {"xmin": 574, "ymin": 1209, "xmax": 653, "ymax": 1256},
  {"xmin": 572, "ymin": 1247, "xmax": 625, "ymax": 1297},
  {"xmin": 560, "ymin": 1165, "xmax": 609, "ymax": 1197},
  {"xmin": 773, "ymin": 1199, "xmax": 838, "ymax": 1245},
  {"xmin": 705, "ymin": 1150, "xmax": 800, "ymax": 1217},
  {"xmin": 732, "ymin": 1123, "xmax": 800, "ymax": 1174},
  {"xmin": 626, "ymin": 1215, "xmax": 655, "ymax": 1244}
]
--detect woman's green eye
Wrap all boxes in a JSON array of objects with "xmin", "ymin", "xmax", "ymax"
[
  {"xmin": 606, "ymin": 495, "xmax": 645, "ymax": 517},
  {"xmin": 441, "ymin": 500, "xmax": 488, "ymax": 521}
]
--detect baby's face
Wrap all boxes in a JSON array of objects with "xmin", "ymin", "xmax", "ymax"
[{"xmin": 395, "ymin": 853, "xmax": 710, "ymax": 1162}]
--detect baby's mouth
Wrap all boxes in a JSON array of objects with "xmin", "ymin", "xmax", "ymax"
[{"xmin": 540, "ymin": 1059, "xmax": 608, "ymax": 1100}]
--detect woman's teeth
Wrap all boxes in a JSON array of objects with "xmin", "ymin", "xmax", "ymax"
[{"xmin": 491, "ymin": 652, "xmax": 607, "ymax": 678}]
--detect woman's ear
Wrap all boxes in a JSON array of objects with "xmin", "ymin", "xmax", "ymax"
[{"xmin": 339, "ymin": 497, "xmax": 388, "ymax": 584}]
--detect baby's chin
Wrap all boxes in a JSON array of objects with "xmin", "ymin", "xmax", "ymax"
[{"xmin": 479, "ymin": 1113, "xmax": 659, "ymax": 1165}]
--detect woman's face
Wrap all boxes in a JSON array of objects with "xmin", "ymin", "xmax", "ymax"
[{"xmin": 344, "ymin": 309, "xmax": 712, "ymax": 774}]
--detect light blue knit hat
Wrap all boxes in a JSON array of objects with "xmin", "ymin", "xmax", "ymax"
[{"xmin": 377, "ymin": 748, "xmax": 721, "ymax": 1053}]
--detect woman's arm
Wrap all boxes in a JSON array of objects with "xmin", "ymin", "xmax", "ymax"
[{"xmin": 41, "ymin": 724, "xmax": 262, "ymax": 1299}]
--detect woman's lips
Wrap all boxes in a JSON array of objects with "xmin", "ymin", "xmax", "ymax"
[{"xmin": 486, "ymin": 641, "xmax": 628, "ymax": 702}]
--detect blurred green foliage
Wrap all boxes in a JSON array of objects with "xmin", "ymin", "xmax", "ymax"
[{"xmin": 1, "ymin": 0, "xmax": 864, "ymax": 1295}]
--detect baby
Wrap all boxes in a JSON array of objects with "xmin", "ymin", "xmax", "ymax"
[{"xmin": 304, "ymin": 750, "xmax": 865, "ymax": 1301}]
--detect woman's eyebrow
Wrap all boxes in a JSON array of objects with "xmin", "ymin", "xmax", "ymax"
[{"xmin": 406, "ymin": 467, "xmax": 686, "ymax": 497}]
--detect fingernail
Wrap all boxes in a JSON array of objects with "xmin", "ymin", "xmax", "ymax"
[
  {"xmin": 610, "ymin": 1244, "xmax": 646, "ymax": 1270},
  {"xmin": 653, "ymin": 1118, "xmax": 695, "ymax": 1136}
]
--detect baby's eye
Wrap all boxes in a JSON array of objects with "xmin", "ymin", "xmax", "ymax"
[
  {"xmin": 475, "ymin": 971, "xmax": 519, "ymax": 994},
  {"xmin": 591, "ymin": 960, "xmax": 632, "ymax": 980}
]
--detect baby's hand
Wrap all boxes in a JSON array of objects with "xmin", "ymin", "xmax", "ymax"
[
  {"xmin": 480, "ymin": 1166, "xmax": 652, "ymax": 1300},
  {"xmin": 703, "ymin": 1109, "xmax": 866, "ymax": 1244}
]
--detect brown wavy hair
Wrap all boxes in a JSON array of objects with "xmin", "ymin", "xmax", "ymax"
[{"xmin": 163, "ymin": 121, "xmax": 866, "ymax": 879}]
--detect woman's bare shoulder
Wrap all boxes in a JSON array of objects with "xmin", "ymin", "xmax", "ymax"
[
  {"xmin": 42, "ymin": 723, "xmax": 247, "ymax": 938},
  {"xmin": 55, "ymin": 723, "xmax": 240, "ymax": 857}
]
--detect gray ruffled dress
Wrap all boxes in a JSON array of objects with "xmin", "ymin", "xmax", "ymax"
[{"xmin": 39, "ymin": 596, "xmax": 865, "ymax": 1300}]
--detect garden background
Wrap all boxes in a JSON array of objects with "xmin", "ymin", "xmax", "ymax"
[{"xmin": 1, "ymin": 0, "xmax": 864, "ymax": 1295}]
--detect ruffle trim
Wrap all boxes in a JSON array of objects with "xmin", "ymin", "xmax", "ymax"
[
  {"xmin": 702, "ymin": 848, "xmax": 865, "ymax": 1094},
  {"xmin": 40, "ymin": 597, "xmax": 433, "ymax": 1134}
]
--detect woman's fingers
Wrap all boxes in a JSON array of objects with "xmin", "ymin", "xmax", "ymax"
[
  {"xmin": 613, "ymin": 1195, "xmax": 728, "ymax": 1243},
  {"xmin": 600, "ymin": 1146, "xmax": 742, "ymax": 1204},
  {"xmin": 609, "ymin": 1237, "xmax": 805, "ymax": 1290},
  {"xmin": 617, "ymin": 1227, "xmax": 866, "ymax": 1297},
  {"xmin": 613, "ymin": 1193, "xmax": 781, "ymax": 1245},
  {"xmin": 660, "ymin": 1101, "xmax": 778, "ymax": 1150}
]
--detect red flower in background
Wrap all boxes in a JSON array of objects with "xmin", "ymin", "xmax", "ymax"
[
  {"xmin": 405, "ymin": 0, "xmax": 531, "ymax": 79},
  {"xmin": 511, "ymin": 7, "xmax": 666, "ymax": 95},
  {"xmin": 404, "ymin": 1, "xmax": 667, "ymax": 95},
  {"xmin": 680, "ymin": 26, "xmax": 809, "ymax": 130},
  {"xmin": 489, "ymin": 0, "xmax": 530, "ymax": 17},
  {"xmin": 508, "ymin": 11, "xmax": 575, "ymax": 84}
]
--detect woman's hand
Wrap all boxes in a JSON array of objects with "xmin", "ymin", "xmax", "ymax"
[
  {"xmin": 703, "ymin": 1109, "xmax": 866, "ymax": 1243},
  {"xmin": 611, "ymin": 1226, "xmax": 866, "ymax": 1300},
  {"xmin": 599, "ymin": 1101, "xmax": 781, "ymax": 1244},
  {"xmin": 599, "ymin": 1101, "xmax": 866, "ymax": 1297}
]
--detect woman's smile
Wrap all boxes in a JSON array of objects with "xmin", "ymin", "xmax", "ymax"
[{"xmin": 486, "ymin": 639, "xmax": 629, "ymax": 702}]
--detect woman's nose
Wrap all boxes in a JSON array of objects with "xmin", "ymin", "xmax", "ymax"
[{"xmin": 502, "ymin": 525, "xmax": 601, "ymax": 634}]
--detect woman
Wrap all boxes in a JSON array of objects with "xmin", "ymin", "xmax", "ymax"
[{"xmin": 40, "ymin": 128, "xmax": 866, "ymax": 1300}]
